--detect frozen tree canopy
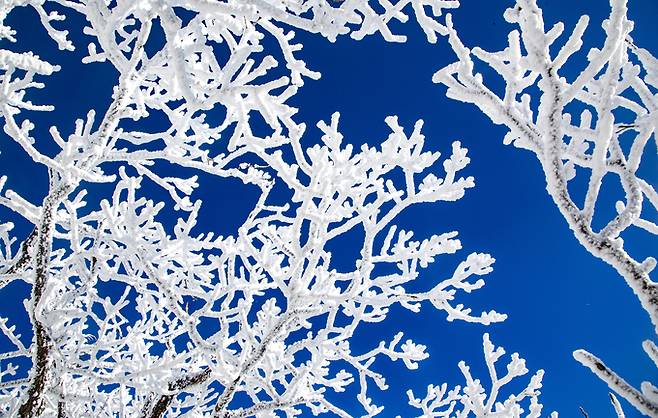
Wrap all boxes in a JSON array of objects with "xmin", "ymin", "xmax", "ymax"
[
  {"xmin": 0, "ymin": 0, "xmax": 655, "ymax": 417},
  {"xmin": 0, "ymin": 0, "xmax": 550, "ymax": 417}
]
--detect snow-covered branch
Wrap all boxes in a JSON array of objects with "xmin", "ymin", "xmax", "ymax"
[
  {"xmin": 434, "ymin": 0, "xmax": 657, "ymax": 415},
  {"xmin": 407, "ymin": 334, "xmax": 556, "ymax": 417},
  {"xmin": 0, "ymin": 1, "xmax": 524, "ymax": 415}
]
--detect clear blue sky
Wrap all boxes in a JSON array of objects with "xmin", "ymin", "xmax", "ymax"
[{"xmin": 0, "ymin": 1, "xmax": 657, "ymax": 416}]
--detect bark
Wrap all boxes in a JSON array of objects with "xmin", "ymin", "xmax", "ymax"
[
  {"xmin": 142, "ymin": 312, "xmax": 297, "ymax": 418},
  {"xmin": 17, "ymin": 185, "xmax": 71, "ymax": 418}
]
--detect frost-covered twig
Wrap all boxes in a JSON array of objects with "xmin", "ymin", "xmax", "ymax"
[{"xmin": 407, "ymin": 334, "xmax": 556, "ymax": 417}]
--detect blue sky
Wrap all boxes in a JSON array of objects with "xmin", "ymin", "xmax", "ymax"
[{"xmin": 1, "ymin": 0, "xmax": 657, "ymax": 416}]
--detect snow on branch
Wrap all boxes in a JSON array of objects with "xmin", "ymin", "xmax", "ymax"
[
  {"xmin": 433, "ymin": 0, "xmax": 657, "ymax": 415},
  {"xmin": 0, "ymin": 0, "xmax": 591, "ymax": 415},
  {"xmin": 0, "ymin": 113, "xmax": 504, "ymax": 417},
  {"xmin": 407, "ymin": 334, "xmax": 556, "ymax": 417},
  {"xmin": 574, "ymin": 346, "xmax": 658, "ymax": 417},
  {"xmin": 0, "ymin": 0, "xmax": 517, "ymax": 413}
]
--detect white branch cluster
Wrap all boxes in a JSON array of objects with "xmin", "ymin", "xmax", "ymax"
[
  {"xmin": 407, "ymin": 334, "xmax": 555, "ymax": 418},
  {"xmin": 434, "ymin": 0, "xmax": 657, "ymax": 415},
  {"xmin": 0, "ymin": 1, "xmax": 524, "ymax": 417}
]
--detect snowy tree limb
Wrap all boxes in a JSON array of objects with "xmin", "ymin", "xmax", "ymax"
[{"xmin": 434, "ymin": 0, "xmax": 658, "ymax": 415}]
